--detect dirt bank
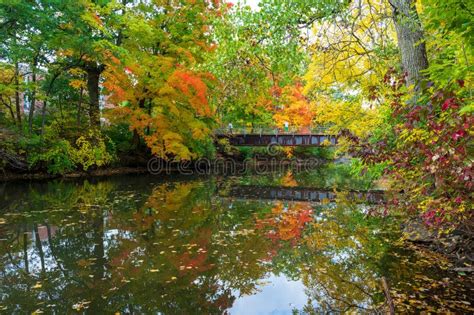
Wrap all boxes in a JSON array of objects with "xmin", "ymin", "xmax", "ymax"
[{"xmin": 0, "ymin": 166, "xmax": 149, "ymax": 182}]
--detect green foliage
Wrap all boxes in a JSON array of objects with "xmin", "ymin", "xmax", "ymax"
[
  {"xmin": 237, "ymin": 146, "xmax": 254, "ymax": 160},
  {"xmin": 236, "ymin": 146, "xmax": 286, "ymax": 159},
  {"xmin": 292, "ymin": 146, "xmax": 335, "ymax": 159},
  {"xmin": 351, "ymin": 0, "xmax": 474, "ymax": 230},
  {"xmin": 349, "ymin": 158, "xmax": 387, "ymax": 183},
  {"xmin": 27, "ymin": 139, "xmax": 75, "ymax": 175},
  {"xmin": 22, "ymin": 127, "xmax": 116, "ymax": 174},
  {"xmin": 103, "ymin": 123, "xmax": 133, "ymax": 153}
]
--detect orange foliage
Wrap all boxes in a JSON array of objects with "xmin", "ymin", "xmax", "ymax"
[
  {"xmin": 272, "ymin": 82, "xmax": 316, "ymax": 130},
  {"xmin": 168, "ymin": 70, "xmax": 212, "ymax": 116},
  {"xmin": 281, "ymin": 170, "xmax": 298, "ymax": 187},
  {"xmin": 102, "ymin": 51, "xmax": 130, "ymax": 104}
]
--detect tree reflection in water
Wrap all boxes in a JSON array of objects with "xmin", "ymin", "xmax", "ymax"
[{"xmin": 0, "ymin": 174, "xmax": 472, "ymax": 314}]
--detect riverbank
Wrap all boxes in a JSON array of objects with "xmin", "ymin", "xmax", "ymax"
[
  {"xmin": 0, "ymin": 166, "xmax": 149, "ymax": 182},
  {"xmin": 404, "ymin": 219, "xmax": 474, "ymax": 273},
  {"xmin": 0, "ymin": 152, "xmax": 335, "ymax": 182}
]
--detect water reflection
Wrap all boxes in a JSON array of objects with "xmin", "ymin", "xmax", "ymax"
[{"xmin": 0, "ymin": 171, "xmax": 472, "ymax": 314}]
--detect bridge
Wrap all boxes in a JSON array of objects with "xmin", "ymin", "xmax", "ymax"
[
  {"xmin": 219, "ymin": 185, "xmax": 385, "ymax": 204},
  {"xmin": 215, "ymin": 126, "xmax": 337, "ymax": 147}
]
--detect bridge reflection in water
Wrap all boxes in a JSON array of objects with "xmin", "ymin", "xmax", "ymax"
[{"xmin": 220, "ymin": 185, "xmax": 385, "ymax": 204}]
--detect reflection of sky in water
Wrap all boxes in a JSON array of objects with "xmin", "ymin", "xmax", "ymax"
[{"xmin": 231, "ymin": 274, "xmax": 308, "ymax": 315}]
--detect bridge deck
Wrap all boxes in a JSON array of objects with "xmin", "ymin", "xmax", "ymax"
[{"xmin": 216, "ymin": 133, "xmax": 337, "ymax": 147}]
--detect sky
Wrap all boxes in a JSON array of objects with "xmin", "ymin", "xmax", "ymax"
[{"xmin": 241, "ymin": 0, "xmax": 261, "ymax": 10}]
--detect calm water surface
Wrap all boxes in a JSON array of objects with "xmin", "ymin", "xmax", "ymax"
[{"xmin": 1, "ymin": 166, "xmax": 472, "ymax": 314}]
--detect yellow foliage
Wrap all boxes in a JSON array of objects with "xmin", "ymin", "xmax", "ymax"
[
  {"xmin": 304, "ymin": 0, "xmax": 396, "ymax": 98},
  {"xmin": 302, "ymin": 0, "xmax": 394, "ymax": 149},
  {"xmin": 72, "ymin": 133, "xmax": 114, "ymax": 170},
  {"xmin": 312, "ymin": 95, "xmax": 383, "ymax": 139},
  {"xmin": 398, "ymin": 128, "xmax": 431, "ymax": 145},
  {"xmin": 69, "ymin": 79, "xmax": 86, "ymax": 89}
]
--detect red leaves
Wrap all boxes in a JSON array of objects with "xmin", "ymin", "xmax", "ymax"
[
  {"xmin": 442, "ymin": 98, "xmax": 457, "ymax": 111},
  {"xmin": 422, "ymin": 209, "xmax": 445, "ymax": 226},
  {"xmin": 452, "ymin": 129, "xmax": 466, "ymax": 141},
  {"xmin": 297, "ymin": 209, "xmax": 312, "ymax": 225},
  {"xmin": 360, "ymin": 76, "xmax": 473, "ymax": 229},
  {"xmin": 405, "ymin": 106, "xmax": 423, "ymax": 122}
]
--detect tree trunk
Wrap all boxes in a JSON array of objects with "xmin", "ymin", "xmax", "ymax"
[
  {"xmin": 131, "ymin": 129, "xmax": 141, "ymax": 150},
  {"xmin": 14, "ymin": 62, "xmax": 22, "ymax": 128},
  {"xmin": 390, "ymin": 0, "xmax": 429, "ymax": 90},
  {"xmin": 33, "ymin": 224, "xmax": 46, "ymax": 273},
  {"xmin": 23, "ymin": 228, "xmax": 29, "ymax": 274},
  {"xmin": 41, "ymin": 100, "xmax": 47, "ymax": 136},
  {"xmin": 4, "ymin": 99, "xmax": 15, "ymax": 121},
  {"xmin": 77, "ymin": 86, "xmax": 83, "ymax": 127},
  {"xmin": 86, "ymin": 65, "xmax": 102, "ymax": 128},
  {"xmin": 28, "ymin": 63, "xmax": 37, "ymax": 133}
]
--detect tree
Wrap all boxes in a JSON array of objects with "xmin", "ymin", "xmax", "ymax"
[
  {"xmin": 103, "ymin": 0, "xmax": 221, "ymax": 160},
  {"xmin": 45, "ymin": 0, "xmax": 119, "ymax": 128}
]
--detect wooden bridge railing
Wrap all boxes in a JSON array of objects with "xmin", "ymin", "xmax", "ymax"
[
  {"xmin": 214, "ymin": 125, "xmax": 333, "ymax": 136},
  {"xmin": 214, "ymin": 125, "xmax": 338, "ymax": 147}
]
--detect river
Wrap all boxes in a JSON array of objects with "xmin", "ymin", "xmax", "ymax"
[{"xmin": 0, "ymin": 164, "xmax": 472, "ymax": 313}]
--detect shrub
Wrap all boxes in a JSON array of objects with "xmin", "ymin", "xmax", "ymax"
[
  {"xmin": 361, "ymin": 80, "xmax": 473, "ymax": 230},
  {"xmin": 24, "ymin": 127, "xmax": 116, "ymax": 174},
  {"xmin": 71, "ymin": 132, "xmax": 115, "ymax": 171},
  {"xmin": 28, "ymin": 139, "xmax": 75, "ymax": 175}
]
